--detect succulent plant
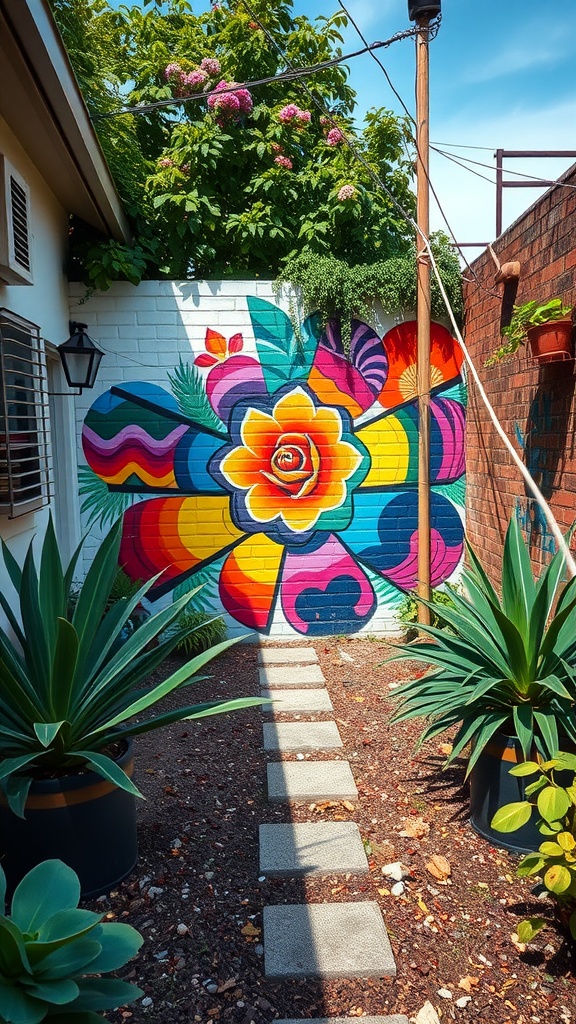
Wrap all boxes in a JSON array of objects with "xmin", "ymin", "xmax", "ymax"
[{"xmin": 0, "ymin": 858, "xmax": 143, "ymax": 1023}]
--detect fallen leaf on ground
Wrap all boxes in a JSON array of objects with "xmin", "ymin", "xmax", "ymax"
[
  {"xmin": 398, "ymin": 816, "xmax": 430, "ymax": 839},
  {"xmin": 511, "ymin": 932, "xmax": 527, "ymax": 953},
  {"xmin": 439, "ymin": 743, "xmax": 453, "ymax": 756},
  {"xmin": 241, "ymin": 923, "xmax": 261, "ymax": 937},
  {"xmin": 425, "ymin": 854, "xmax": 451, "ymax": 882},
  {"xmin": 216, "ymin": 979, "xmax": 236, "ymax": 994},
  {"xmin": 342, "ymin": 800, "xmax": 355, "ymax": 812},
  {"xmin": 458, "ymin": 976, "xmax": 479, "ymax": 993}
]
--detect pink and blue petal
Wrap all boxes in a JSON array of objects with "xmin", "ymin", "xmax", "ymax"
[
  {"xmin": 308, "ymin": 319, "xmax": 387, "ymax": 416},
  {"xmin": 280, "ymin": 533, "xmax": 376, "ymax": 635},
  {"xmin": 341, "ymin": 491, "xmax": 464, "ymax": 590}
]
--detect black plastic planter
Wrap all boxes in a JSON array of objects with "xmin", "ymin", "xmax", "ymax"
[
  {"xmin": 0, "ymin": 741, "xmax": 138, "ymax": 898},
  {"xmin": 469, "ymin": 734, "xmax": 541, "ymax": 854}
]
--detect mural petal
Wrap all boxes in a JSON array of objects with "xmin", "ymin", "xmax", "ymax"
[
  {"xmin": 308, "ymin": 319, "xmax": 387, "ymax": 417},
  {"xmin": 120, "ymin": 495, "xmax": 244, "ymax": 597},
  {"xmin": 341, "ymin": 490, "xmax": 464, "ymax": 589},
  {"xmin": 83, "ymin": 386, "xmax": 224, "ymax": 494},
  {"xmin": 378, "ymin": 320, "xmax": 464, "ymax": 411},
  {"xmin": 205, "ymin": 355, "xmax": 268, "ymax": 423},
  {"xmin": 219, "ymin": 533, "xmax": 283, "ymax": 632},
  {"xmin": 281, "ymin": 533, "xmax": 377, "ymax": 636},
  {"xmin": 357, "ymin": 397, "xmax": 465, "ymax": 488}
]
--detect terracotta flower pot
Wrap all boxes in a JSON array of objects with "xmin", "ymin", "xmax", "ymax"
[{"xmin": 527, "ymin": 316, "xmax": 573, "ymax": 364}]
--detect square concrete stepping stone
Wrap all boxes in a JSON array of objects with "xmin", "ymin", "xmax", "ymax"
[
  {"xmin": 259, "ymin": 821, "xmax": 368, "ymax": 876},
  {"xmin": 267, "ymin": 760, "xmax": 357, "ymax": 803},
  {"xmin": 277, "ymin": 1018, "xmax": 409, "ymax": 1024},
  {"xmin": 258, "ymin": 647, "xmax": 319, "ymax": 666},
  {"xmin": 263, "ymin": 902, "xmax": 396, "ymax": 978},
  {"xmin": 263, "ymin": 721, "xmax": 342, "ymax": 752},
  {"xmin": 259, "ymin": 664, "xmax": 326, "ymax": 689},
  {"xmin": 261, "ymin": 689, "xmax": 333, "ymax": 714}
]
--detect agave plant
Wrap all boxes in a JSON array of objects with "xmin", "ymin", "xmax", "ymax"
[
  {"xmin": 0, "ymin": 858, "xmax": 142, "ymax": 1023},
  {"xmin": 0, "ymin": 517, "xmax": 265, "ymax": 817},
  {"xmin": 389, "ymin": 517, "xmax": 576, "ymax": 774}
]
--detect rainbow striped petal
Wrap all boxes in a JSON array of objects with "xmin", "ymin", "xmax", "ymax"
[
  {"xmin": 341, "ymin": 490, "xmax": 464, "ymax": 590},
  {"xmin": 119, "ymin": 495, "xmax": 244, "ymax": 597},
  {"xmin": 280, "ymin": 533, "xmax": 376, "ymax": 635},
  {"xmin": 357, "ymin": 397, "xmax": 465, "ymax": 488},
  {"xmin": 219, "ymin": 533, "xmax": 283, "ymax": 631}
]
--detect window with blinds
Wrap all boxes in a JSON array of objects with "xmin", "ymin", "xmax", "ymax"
[{"xmin": 0, "ymin": 309, "xmax": 52, "ymax": 517}]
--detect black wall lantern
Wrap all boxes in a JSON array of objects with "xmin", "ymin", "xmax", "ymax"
[
  {"xmin": 408, "ymin": 0, "xmax": 441, "ymax": 20},
  {"xmin": 57, "ymin": 321, "xmax": 104, "ymax": 393}
]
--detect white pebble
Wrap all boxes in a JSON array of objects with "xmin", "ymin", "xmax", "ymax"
[
  {"xmin": 177, "ymin": 923, "xmax": 188, "ymax": 935},
  {"xmin": 141, "ymin": 997, "xmax": 153, "ymax": 1007},
  {"xmin": 437, "ymin": 988, "xmax": 453, "ymax": 999},
  {"xmin": 391, "ymin": 881, "xmax": 405, "ymax": 897}
]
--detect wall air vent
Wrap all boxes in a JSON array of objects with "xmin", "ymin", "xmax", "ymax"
[{"xmin": 0, "ymin": 156, "xmax": 33, "ymax": 285}]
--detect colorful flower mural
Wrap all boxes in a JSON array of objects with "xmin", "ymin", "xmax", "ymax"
[{"xmin": 82, "ymin": 299, "xmax": 466, "ymax": 636}]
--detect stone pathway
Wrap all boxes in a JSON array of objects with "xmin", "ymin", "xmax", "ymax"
[{"xmin": 257, "ymin": 646, "xmax": 408, "ymax": 1024}]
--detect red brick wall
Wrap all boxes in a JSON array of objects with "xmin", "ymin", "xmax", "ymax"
[{"xmin": 463, "ymin": 164, "xmax": 576, "ymax": 583}]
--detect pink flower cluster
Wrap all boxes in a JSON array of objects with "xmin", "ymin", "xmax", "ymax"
[
  {"xmin": 326, "ymin": 127, "xmax": 344, "ymax": 146},
  {"xmin": 337, "ymin": 184, "xmax": 356, "ymax": 201},
  {"xmin": 164, "ymin": 57, "xmax": 222, "ymax": 99},
  {"xmin": 278, "ymin": 104, "xmax": 311, "ymax": 124},
  {"xmin": 274, "ymin": 155, "xmax": 293, "ymax": 169},
  {"xmin": 200, "ymin": 57, "xmax": 221, "ymax": 76},
  {"xmin": 158, "ymin": 157, "xmax": 174, "ymax": 168},
  {"xmin": 208, "ymin": 80, "xmax": 253, "ymax": 125}
]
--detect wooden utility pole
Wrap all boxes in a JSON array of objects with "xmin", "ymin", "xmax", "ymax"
[{"xmin": 415, "ymin": 9, "xmax": 432, "ymax": 625}]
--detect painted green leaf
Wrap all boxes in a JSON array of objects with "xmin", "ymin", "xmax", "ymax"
[{"xmin": 247, "ymin": 296, "xmax": 297, "ymax": 391}]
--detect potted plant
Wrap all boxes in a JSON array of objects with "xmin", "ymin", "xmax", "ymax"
[
  {"xmin": 0, "ymin": 858, "xmax": 143, "ymax": 1022},
  {"xmin": 389, "ymin": 517, "xmax": 576, "ymax": 852},
  {"xmin": 491, "ymin": 752, "xmax": 576, "ymax": 942},
  {"xmin": 0, "ymin": 517, "xmax": 266, "ymax": 897},
  {"xmin": 485, "ymin": 297, "xmax": 573, "ymax": 366}
]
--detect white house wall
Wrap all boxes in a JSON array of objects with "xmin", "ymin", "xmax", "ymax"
[{"xmin": 0, "ymin": 115, "xmax": 80, "ymax": 576}]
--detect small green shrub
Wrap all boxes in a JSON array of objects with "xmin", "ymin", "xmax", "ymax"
[
  {"xmin": 396, "ymin": 585, "xmax": 458, "ymax": 638},
  {"xmin": 0, "ymin": 858, "xmax": 142, "ymax": 1022},
  {"xmin": 492, "ymin": 752, "xmax": 576, "ymax": 943},
  {"xmin": 174, "ymin": 611, "xmax": 228, "ymax": 659}
]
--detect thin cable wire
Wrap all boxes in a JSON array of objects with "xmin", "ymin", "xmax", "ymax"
[
  {"xmin": 238, "ymin": 0, "xmax": 576, "ymax": 575},
  {"xmin": 91, "ymin": 29, "xmax": 419, "ymax": 120},
  {"xmin": 337, "ymin": 0, "xmax": 415, "ymax": 126},
  {"xmin": 336, "ymin": 3, "xmax": 499, "ymax": 295},
  {"xmin": 433, "ymin": 146, "xmax": 576, "ymax": 189},
  {"xmin": 432, "ymin": 147, "xmax": 498, "ymax": 186}
]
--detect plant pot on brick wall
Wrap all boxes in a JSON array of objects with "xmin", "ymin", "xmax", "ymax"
[{"xmin": 527, "ymin": 316, "xmax": 574, "ymax": 364}]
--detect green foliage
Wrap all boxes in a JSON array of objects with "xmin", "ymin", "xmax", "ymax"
[
  {"xmin": 396, "ymin": 584, "xmax": 459, "ymax": 637},
  {"xmin": 491, "ymin": 752, "xmax": 576, "ymax": 942},
  {"xmin": 389, "ymin": 516, "xmax": 576, "ymax": 775},
  {"xmin": 277, "ymin": 232, "xmax": 463, "ymax": 343},
  {"xmin": 172, "ymin": 610, "xmax": 228, "ymax": 659},
  {"xmin": 0, "ymin": 858, "xmax": 142, "ymax": 1023},
  {"xmin": 486, "ymin": 297, "xmax": 571, "ymax": 366},
  {"xmin": 0, "ymin": 517, "xmax": 268, "ymax": 817},
  {"xmin": 49, "ymin": 0, "xmax": 426, "ymax": 288},
  {"xmin": 167, "ymin": 359, "xmax": 227, "ymax": 435},
  {"xmin": 78, "ymin": 466, "xmax": 141, "ymax": 529}
]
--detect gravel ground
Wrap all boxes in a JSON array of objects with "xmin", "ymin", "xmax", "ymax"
[{"xmin": 95, "ymin": 637, "xmax": 576, "ymax": 1024}]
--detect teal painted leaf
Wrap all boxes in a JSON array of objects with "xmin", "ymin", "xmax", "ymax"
[{"xmin": 247, "ymin": 296, "xmax": 299, "ymax": 392}]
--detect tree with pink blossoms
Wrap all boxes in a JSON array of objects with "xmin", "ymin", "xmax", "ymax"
[{"xmin": 50, "ymin": 0, "xmax": 462, "ymax": 326}]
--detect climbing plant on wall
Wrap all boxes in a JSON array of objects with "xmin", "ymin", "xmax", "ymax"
[{"xmin": 81, "ymin": 298, "xmax": 466, "ymax": 638}]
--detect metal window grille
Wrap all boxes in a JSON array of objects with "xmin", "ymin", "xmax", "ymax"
[{"xmin": 0, "ymin": 309, "xmax": 52, "ymax": 517}]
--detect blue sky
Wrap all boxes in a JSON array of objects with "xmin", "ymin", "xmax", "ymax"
[
  {"xmin": 291, "ymin": 0, "xmax": 576, "ymax": 248},
  {"xmin": 109, "ymin": 0, "xmax": 576, "ymax": 248}
]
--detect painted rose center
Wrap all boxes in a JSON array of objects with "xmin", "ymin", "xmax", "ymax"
[{"xmin": 261, "ymin": 432, "xmax": 320, "ymax": 497}]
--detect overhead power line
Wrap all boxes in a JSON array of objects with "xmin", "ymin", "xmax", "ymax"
[{"xmin": 91, "ymin": 27, "xmax": 421, "ymax": 120}]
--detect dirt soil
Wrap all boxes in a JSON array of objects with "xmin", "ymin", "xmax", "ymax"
[{"xmin": 98, "ymin": 637, "xmax": 576, "ymax": 1024}]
